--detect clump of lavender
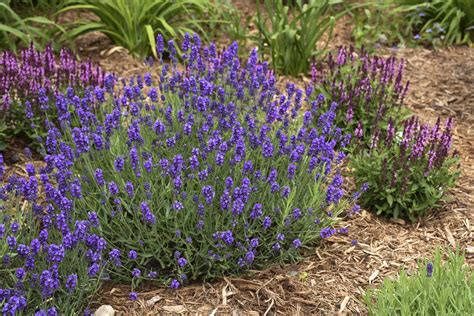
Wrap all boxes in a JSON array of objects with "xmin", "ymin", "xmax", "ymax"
[
  {"xmin": 0, "ymin": 34, "xmax": 361, "ymax": 313},
  {"xmin": 0, "ymin": 189, "xmax": 106, "ymax": 314},
  {"xmin": 351, "ymin": 116, "xmax": 460, "ymax": 221},
  {"xmin": 311, "ymin": 46, "xmax": 410, "ymax": 148},
  {"xmin": 0, "ymin": 43, "xmax": 105, "ymax": 150}
]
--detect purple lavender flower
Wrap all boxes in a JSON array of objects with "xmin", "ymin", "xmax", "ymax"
[
  {"xmin": 320, "ymin": 227, "xmax": 336, "ymax": 239},
  {"xmin": 292, "ymin": 239, "xmax": 302, "ymax": 248},
  {"xmin": 129, "ymin": 292, "xmax": 138, "ymax": 301},
  {"xmin": 16, "ymin": 268, "xmax": 26, "ymax": 280},
  {"xmin": 132, "ymin": 268, "xmax": 141, "ymax": 278},
  {"xmin": 178, "ymin": 257, "xmax": 187, "ymax": 267},
  {"xmin": 47, "ymin": 244, "xmax": 65, "ymax": 263},
  {"xmin": 170, "ymin": 279, "xmax": 180, "ymax": 289},
  {"xmin": 128, "ymin": 250, "xmax": 138, "ymax": 260},
  {"xmin": 140, "ymin": 202, "xmax": 156, "ymax": 225},
  {"xmin": 263, "ymin": 216, "xmax": 272, "ymax": 229},
  {"xmin": 109, "ymin": 249, "xmax": 122, "ymax": 266},
  {"xmin": 108, "ymin": 181, "xmax": 119, "ymax": 196},
  {"xmin": 250, "ymin": 204, "xmax": 263, "ymax": 219},
  {"xmin": 201, "ymin": 185, "xmax": 215, "ymax": 205},
  {"xmin": 94, "ymin": 169, "xmax": 105, "ymax": 186},
  {"xmin": 65, "ymin": 274, "xmax": 77, "ymax": 293},
  {"xmin": 281, "ymin": 186, "xmax": 291, "ymax": 198},
  {"xmin": 88, "ymin": 263, "xmax": 100, "ymax": 277},
  {"xmin": 10, "ymin": 221, "xmax": 19, "ymax": 234},
  {"xmin": 427, "ymin": 262, "xmax": 433, "ymax": 277}
]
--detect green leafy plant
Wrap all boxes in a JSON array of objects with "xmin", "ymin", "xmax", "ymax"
[
  {"xmin": 212, "ymin": 0, "xmax": 250, "ymax": 49},
  {"xmin": 351, "ymin": 1, "xmax": 408, "ymax": 50},
  {"xmin": 350, "ymin": 0, "xmax": 473, "ymax": 49},
  {"xmin": 0, "ymin": 0, "xmax": 66, "ymax": 52},
  {"xmin": 60, "ymin": 0, "xmax": 218, "ymax": 59},
  {"xmin": 395, "ymin": 0, "xmax": 474, "ymax": 45},
  {"xmin": 255, "ymin": 0, "xmax": 343, "ymax": 76},
  {"xmin": 351, "ymin": 116, "xmax": 460, "ymax": 221},
  {"xmin": 365, "ymin": 248, "xmax": 474, "ymax": 315},
  {"xmin": 0, "ymin": 119, "xmax": 7, "ymax": 151}
]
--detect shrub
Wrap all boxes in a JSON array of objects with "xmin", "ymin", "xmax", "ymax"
[
  {"xmin": 365, "ymin": 248, "xmax": 474, "ymax": 315},
  {"xmin": 61, "ymin": 0, "xmax": 218, "ymax": 59},
  {"xmin": 0, "ymin": 36, "xmax": 360, "ymax": 313},
  {"xmin": 255, "ymin": 0, "xmax": 343, "ymax": 76},
  {"xmin": 311, "ymin": 46, "xmax": 411, "ymax": 149},
  {"xmin": 0, "ymin": 43, "xmax": 104, "ymax": 151},
  {"xmin": 351, "ymin": 116, "xmax": 460, "ymax": 221}
]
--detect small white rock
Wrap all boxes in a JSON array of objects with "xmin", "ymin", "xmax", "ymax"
[{"xmin": 95, "ymin": 305, "xmax": 115, "ymax": 316}]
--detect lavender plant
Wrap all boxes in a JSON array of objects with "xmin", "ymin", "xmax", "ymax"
[
  {"xmin": 351, "ymin": 116, "xmax": 460, "ymax": 221},
  {"xmin": 0, "ymin": 43, "xmax": 104, "ymax": 151},
  {"xmin": 0, "ymin": 190, "xmax": 106, "ymax": 315},
  {"xmin": 0, "ymin": 35, "xmax": 361, "ymax": 314},
  {"xmin": 312, "ymin": 46, "xmax": 411, "ymax": 149}
]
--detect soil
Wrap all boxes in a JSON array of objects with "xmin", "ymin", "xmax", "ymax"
[{"xmin": 2, "ymin": 0, "xmax": 473, "ymax": 314}]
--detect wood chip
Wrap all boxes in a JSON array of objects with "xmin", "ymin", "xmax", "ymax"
[
  {"xmin": 162, "ymin": 305, "xmax": 186, "ymax": 313},
  {"xmin": 339, "ymin": 296, "xmax": 350, "ymax": 313},
  {"xmin": 145, "ymin": 295, "xmax": 162, "ymax": 307},
  {"xmin": 368, "ymin": 270, "xmax": 379, "ymax": 284},
  {"xmin": 444, "ymin": 226, "xmax": 456, "ymax": 248}
]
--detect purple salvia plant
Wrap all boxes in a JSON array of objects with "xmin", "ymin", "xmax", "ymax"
[
  {"xmin": 352, "ymin": 115, "xmax": 459, "ymax": 221},
  {"xmin": 312, "ymin": 46, "xmax": 410, "ymax": 148}
]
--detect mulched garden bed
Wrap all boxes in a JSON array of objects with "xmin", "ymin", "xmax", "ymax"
[{"xmin": 2, "ymin": 2, "xmax": 472, "ymax": 314}]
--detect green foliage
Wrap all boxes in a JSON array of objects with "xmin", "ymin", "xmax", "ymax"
[
  {"xmin": 0, "ymin": 1, "xmax": 66, "ymax": 52},
  {"xmin": 365, "ymin": 248, "xmax": 474, "ymax": 315},
  {"xmin": 10, "ymin": 0, "xmax": 68, "ymax": 15},
  {"xmin": 351, "ymin": 117, "xmax": 460, "ymax": 221},
  {"xmin": 351, "ymin": 1, "xmax": 408, "ymax": 50},
  {"xmin": 212, "ymin": 0, "xmax": 250, "ymax": 49},
  {"xmin": 351, "ymin": 0, "xmax": 474, "ymax": 49},
  {"xmin": 255, "ymin": 0, "xmax": 343, "ymax": 76},
  {"xmin": 394, "ymin": 0, "xmax": 474, "ymax": 45},
  {"xmin": 60, "ymin": 0, "xmax": 218, "ymax": 59},
  {"xmin": 0, "ymin": 119, "xmax": 7, "ymax": 151}
]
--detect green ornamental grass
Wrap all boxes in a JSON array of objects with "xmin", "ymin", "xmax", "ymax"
[
  {"xmin": 255, "ymin": 0, "xmax": 344, "ymax": 76},
  {"xmin": 60, "ymin": 0, "xmax": 218, "ymax": 59}
]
